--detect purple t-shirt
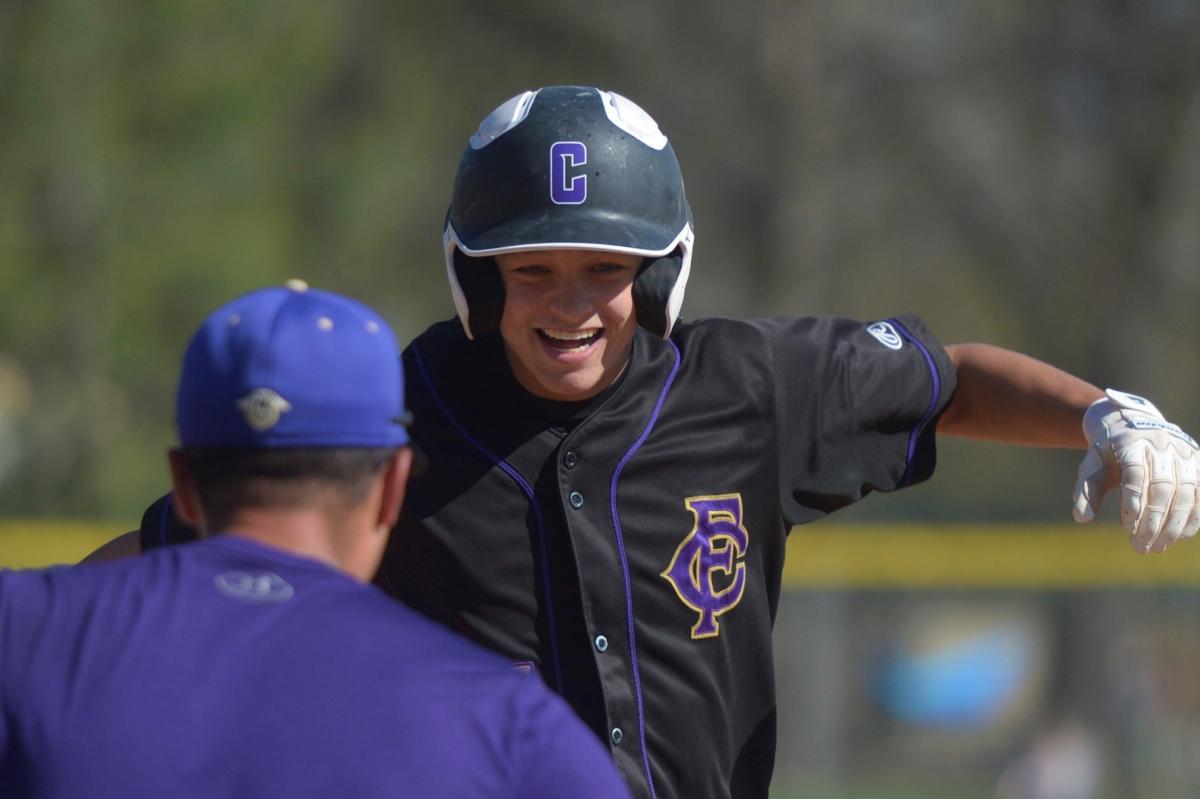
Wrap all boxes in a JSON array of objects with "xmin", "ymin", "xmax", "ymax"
[{"xmin": 0, "ymin": 536, "xmax": 630, "ymax": 799}]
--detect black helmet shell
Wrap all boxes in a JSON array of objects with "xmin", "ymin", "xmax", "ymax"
[{"xmin": 444, "ymin": 86, "xmax": 695, "ymax": 339}]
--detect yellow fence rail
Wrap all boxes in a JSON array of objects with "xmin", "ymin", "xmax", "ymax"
[
  {"xmin": 784, "ymin": 523, "xmax": 1200, "ymax": 589},
  {"xmin": 2, "ymin": 520, "xmax": 1198, "ymax": 589},
  {"xmin": 0, "ymin": 521, "xmax": 126, "ymax": 569}
]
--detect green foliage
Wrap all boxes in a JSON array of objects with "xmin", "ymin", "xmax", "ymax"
[{"xmin": 1, "ymin": 1, "xmax": 1197, "ymax": 520}]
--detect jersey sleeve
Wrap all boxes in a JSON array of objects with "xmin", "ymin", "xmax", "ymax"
[
  {"xmin": 511, "ymin": 684, "xmax": 632, "ymax": 799},
  {"xmin": 0, "ymin": 569, "xmax": 53, "ymax": 758},
  {"xmin": 751, "ymin": 314, "xmax": 957, "ymax": 525},
  {"xmin": 138, "ymin": 494, "xmax": 200, "ymax": 552}
]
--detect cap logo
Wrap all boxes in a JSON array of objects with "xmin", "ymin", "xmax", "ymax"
[
  {"xmin": 237, "ymin": 388, "xmax": 293, "ymax": 432},
  {"xmin": 550, "ymin": 141, "xmax": 587, "ymax": 205}
]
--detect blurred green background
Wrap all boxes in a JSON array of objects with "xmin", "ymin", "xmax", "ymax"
[
  {"xmin": 2, "ymin": 1, "xmax": 1199, "ymax": 796},
  {"xmin": 2, "ymin": 0, "xmax": 1197, "ymax": 521}
]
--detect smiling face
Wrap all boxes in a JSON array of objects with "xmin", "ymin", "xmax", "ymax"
[{"xmin": 494, "ymin": 249, "xmax": 642, "ymax": 402}]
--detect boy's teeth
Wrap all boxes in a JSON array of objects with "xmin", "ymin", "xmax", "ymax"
[{"xmin": 544, "ymin": 329, "xmax": 596, "ymax": 341}]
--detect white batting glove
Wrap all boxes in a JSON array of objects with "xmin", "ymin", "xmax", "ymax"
[{"xmin": 1072, "ymin": 389, "xmax": 1200, "ymax": 553}]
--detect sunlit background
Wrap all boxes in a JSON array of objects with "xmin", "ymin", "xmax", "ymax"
[{"xmin": 2, "ymin": 2, "xmax": 1198, "ymax": 796}]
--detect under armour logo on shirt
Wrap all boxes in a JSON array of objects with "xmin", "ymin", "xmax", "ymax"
[{"xmin": 214, "ymin": 571, "xmax": 295, "ymax": 603}]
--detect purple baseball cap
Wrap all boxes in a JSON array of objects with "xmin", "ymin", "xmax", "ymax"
[{"xmin": 176, "ymin": 281, "xmax": 409, "ymax": 449}]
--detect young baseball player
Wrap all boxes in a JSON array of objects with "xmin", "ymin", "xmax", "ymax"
[
  {"xmin": 98, "ymin": 87, "xmax": 1198, "ymax": 798},
  {"xmin": 2, "ymin": 284, "xmax": 631, "ymax": 799}
]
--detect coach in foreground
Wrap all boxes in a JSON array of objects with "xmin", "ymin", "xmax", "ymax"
[
  {"xmin": 98, "ymin": 87, "xmax": 1198, "ymax": 798},
  {"xmin": 1, "ymin": 283, "xmax": 630, "ymax": 798}
]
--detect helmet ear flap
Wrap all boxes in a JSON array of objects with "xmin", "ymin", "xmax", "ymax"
[
  {"xmin": 453, "ymin": 251, "xmax": 505, "ymax": 338},
  {"xmin": 633, "ymin": 250, "xmax": 684, "ymax": 338}
]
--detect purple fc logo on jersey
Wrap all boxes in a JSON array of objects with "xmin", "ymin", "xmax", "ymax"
[
  {"xmin": 661, "ymin": 494, "xmax": 749, "ymax": 639},
  {"xmin": 550, "ymin": 141, "xmax": 587, "ymax": 204}
]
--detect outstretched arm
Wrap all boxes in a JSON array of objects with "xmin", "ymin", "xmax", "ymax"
[
  {"xmin": 938, "ymin": 342, "xmax": 1199, "ymax": 553},
  {"xmin": 937, "ymin": 343, "xmax": 1102, "ymax": 446}
]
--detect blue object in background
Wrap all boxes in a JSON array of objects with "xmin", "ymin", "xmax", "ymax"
[{"xmin": 870, "ymin": 622, "xmax": 1038, "ymax": 729}]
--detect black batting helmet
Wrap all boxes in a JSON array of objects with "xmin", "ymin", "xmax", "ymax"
[{"xmin": 444, "ymin": 86, "xmax": 695, "ymax": 339}]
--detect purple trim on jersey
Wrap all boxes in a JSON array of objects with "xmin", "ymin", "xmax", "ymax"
[
  {"xmin": 608, "ymin": 339, "xmax": 681, "ymax": 799},
  {"xmin": 888, "ymin": 318, "xmax": 943, "ymax": 489},
  {"xmin": 158, "ymin": 494, "xmax": 171, "ymax": 547},
  {"xmin": 411, "ymin": 345, "xmax": 564, "ymax": 694}
]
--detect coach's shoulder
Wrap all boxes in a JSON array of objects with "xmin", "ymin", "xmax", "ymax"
[{"xmin": 0, "ymin": 563, "xmax": 79, "ymax": 645}]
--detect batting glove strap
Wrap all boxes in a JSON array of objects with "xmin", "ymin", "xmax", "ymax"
[{"xmin": 1072, "ymin": 388, "xmax": 1200, "ymax": 553}]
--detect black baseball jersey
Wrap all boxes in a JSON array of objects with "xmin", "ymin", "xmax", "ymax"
[{"xmin": 141, "ymin": 313, "xmax": 956, "ymax": 799}]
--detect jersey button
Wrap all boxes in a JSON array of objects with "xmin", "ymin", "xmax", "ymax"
[
  {"xmin": 564, "ymin": 450, "xmax": 579, "ymax": 469},
  {"xmin": 594, "ymin": 634, "xmax": 609, "ymax": 653},
  {"xmin": 568, "ymin": 491, "xmax": 584, "ymax": 509},
  {"xmin": 610, "ymin": 727, "xmax": 624, "ymax": 746}
]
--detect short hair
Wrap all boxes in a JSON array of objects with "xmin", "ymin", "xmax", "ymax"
[{"xmin": 181, "ymin": 447, "xmax": 397, "ymax": 532}]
